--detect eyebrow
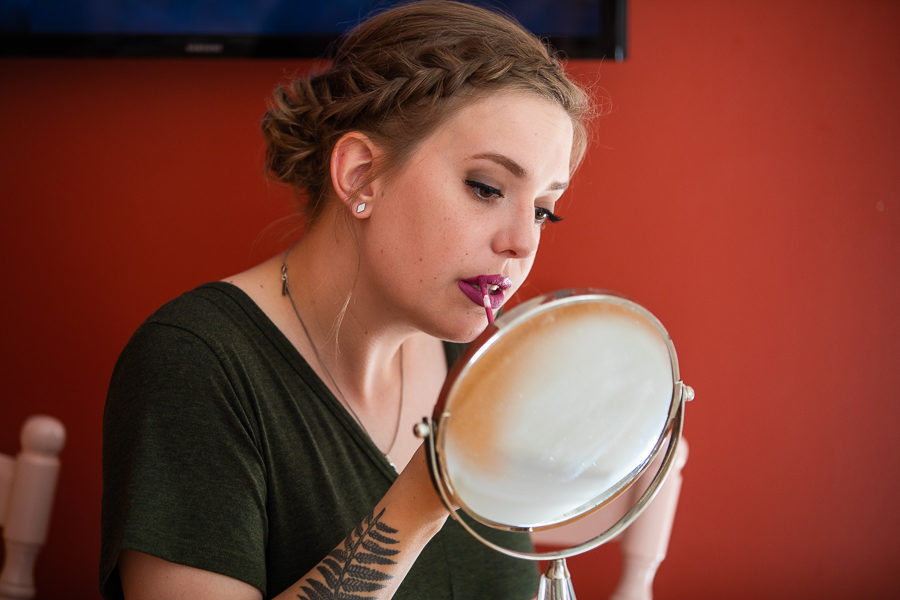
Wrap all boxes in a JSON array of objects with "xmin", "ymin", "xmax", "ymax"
[{"xmin": 471, "ymin": 152, "xmax": 569, "ymax": 191}]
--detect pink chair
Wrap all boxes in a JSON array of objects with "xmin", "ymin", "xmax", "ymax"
[{"xmin": 0, "ymin": 416, "xmax": 65, "ymax": 600}]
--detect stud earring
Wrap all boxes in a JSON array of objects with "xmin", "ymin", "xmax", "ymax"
[{"xmin": 355, "ymin": 202, "xmax": 367, "ymax": 214}]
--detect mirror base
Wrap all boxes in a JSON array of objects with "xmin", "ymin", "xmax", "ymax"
[{"xmin": 537, "ymin": 559, "xmax": 577, "ymax": 600}]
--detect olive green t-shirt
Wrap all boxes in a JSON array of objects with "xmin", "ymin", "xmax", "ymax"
[{"xmin": 100, "ymin": 282, "xmax": 538, "ymax": 599}]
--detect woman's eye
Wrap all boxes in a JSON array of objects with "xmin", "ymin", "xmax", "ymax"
[
  {"xmin": 465, "ymin": 179, "xmax": 504, "ymax": 201},
  {"xmin": 535, "ymin": 207, "xmax": 563, "ymax": 225}
]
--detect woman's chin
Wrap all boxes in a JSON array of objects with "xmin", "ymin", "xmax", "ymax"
[{"xmin": 429, "ymin": 313, "xmax": 492, "ymax": 345}]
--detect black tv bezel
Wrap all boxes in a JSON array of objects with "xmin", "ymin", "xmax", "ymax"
[{"xmin": 0, "ymin": 1, "xmax": 626, "ymax": 60}]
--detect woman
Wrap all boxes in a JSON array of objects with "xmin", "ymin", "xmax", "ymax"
[{"xmin": 100, "ymin": 1, "xmax": 591, "ymax": 598}]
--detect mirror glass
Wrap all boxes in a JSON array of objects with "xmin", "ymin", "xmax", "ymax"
[{"xmin": 435, "ymin": 291, "xmax": 677, "ymax": 529}]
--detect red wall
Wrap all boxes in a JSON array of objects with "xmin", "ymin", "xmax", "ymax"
[{"xmin": 1, "ymin": 1, "xmax": 898, "ymax": 598}]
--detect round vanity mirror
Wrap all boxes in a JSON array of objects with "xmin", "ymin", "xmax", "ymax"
[{"xmin": 417, "ymin": 289, "xmax": 692, "ymax": 564}]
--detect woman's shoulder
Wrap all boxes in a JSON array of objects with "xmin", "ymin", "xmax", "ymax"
[
  {"xmin": 110, "ymin": 282, "xmax": 257, "ymax": 375},
  {"xmin": 112, "ymin": 279, "xmax": 288, "ymax": 379},
  {"xmin": 148, "ymin": 281, "xmax": 254, "ymax": 325}
]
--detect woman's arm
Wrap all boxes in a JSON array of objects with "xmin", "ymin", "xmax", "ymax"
[
  {"xmin": 119, "ymin": 444, "xmax": 450, "ymax": 600},
  {"xmin": 274, "ymin": 444, "xmax": 450, "ymax": 599}
]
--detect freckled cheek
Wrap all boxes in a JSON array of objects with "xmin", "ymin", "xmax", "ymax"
[{"xmin": 404, "ymin": 233, "xmax": 453, "ymax": 286}]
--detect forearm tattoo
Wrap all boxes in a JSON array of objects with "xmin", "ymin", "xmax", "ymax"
[{"xmin": 298, "ymin": 508, "xmax": 400, "ymax": 599}]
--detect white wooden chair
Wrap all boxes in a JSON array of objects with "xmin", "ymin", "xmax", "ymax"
[
  {"xmin": 0, "ymin": 415, "xmax": 65, "ymax": 600},
  {"xmin": 533, "ymin": 440, "xmax": 689, "ymax": 600}
]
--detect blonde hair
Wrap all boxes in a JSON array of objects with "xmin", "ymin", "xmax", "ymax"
[{"xmin": 261, "ymin": 0, "xmax": 591, "ymax": 221}]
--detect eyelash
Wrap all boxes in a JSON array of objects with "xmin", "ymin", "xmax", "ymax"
[
  {"xmin": 535, "ymin": 207, "xmax": 563, "ymax": 225},
  {"xmin": 464, "ymin": 179, "xmax": 563, "ymax": 226},
  {"xmin": 465, "ymin": 179, "xmax": 503, "ymax": 201}
]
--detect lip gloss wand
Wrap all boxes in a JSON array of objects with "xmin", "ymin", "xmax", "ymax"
[{"xmin": 481, "ymin": 282, "xmax": 495, "ymax": 325}]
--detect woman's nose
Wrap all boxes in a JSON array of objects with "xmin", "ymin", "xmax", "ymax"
[{"xmin": 491, "ymin": 203, "xmax": 539, "ymax": 259}]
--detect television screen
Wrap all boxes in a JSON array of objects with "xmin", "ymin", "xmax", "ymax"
[{"xmin": 0, "ymin": 0, "xmax": 626, "ymax": 59}]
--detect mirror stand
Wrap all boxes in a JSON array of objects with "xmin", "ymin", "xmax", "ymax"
[{"xmin": 538, "ymin": 559, "xmax": 577, "ymax": 600}]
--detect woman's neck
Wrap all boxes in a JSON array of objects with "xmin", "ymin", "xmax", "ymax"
[
  {"xmin": 223, "ymin": 206, "xmax": 449, "ymax": 468},
  {"xmin": 280, "ymin": 211, "xmax": 413, "ymax": 408}
]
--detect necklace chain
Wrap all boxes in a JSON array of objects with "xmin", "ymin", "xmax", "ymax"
[{"xmin": 280, "ymin": 257, "xmax": 404, "ymax": 464}]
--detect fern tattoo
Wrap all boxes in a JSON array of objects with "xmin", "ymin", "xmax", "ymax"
[{"xmin": 298, "ymin": 508, "xmax": 400, "ymax": 600}]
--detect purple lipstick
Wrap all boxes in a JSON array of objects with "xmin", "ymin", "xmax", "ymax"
[{"xmin": 459, "ymin": 275, "xmax": 512, "ymax": 324}]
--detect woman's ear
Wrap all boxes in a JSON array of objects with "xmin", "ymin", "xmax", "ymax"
[{"xmin": 330, "ymin": 132, "xmax": 379, "ymax": 218}]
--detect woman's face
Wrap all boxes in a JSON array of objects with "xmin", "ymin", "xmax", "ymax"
[{"xmin": 358, "ymin": 90, "xmax": 575, "ymax": 342}]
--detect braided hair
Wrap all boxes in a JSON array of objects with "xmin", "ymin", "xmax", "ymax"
[{"xmin": 261, "ymin": 0, "xmax": 591, "ymax": 221}]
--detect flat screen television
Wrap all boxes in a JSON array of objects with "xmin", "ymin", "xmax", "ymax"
[{"xmin": 0, "ymin": 0, "xmax": 627, "ymax": 60}]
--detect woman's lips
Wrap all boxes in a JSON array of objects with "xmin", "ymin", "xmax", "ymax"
[{"xmin": 458, "ymin": 275, "xmax": 512, "ymax": 310}]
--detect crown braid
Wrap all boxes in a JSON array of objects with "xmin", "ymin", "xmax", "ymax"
[{"xmin": 261, "ymin": 1, "xmax": 591, "ymax": 221}]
